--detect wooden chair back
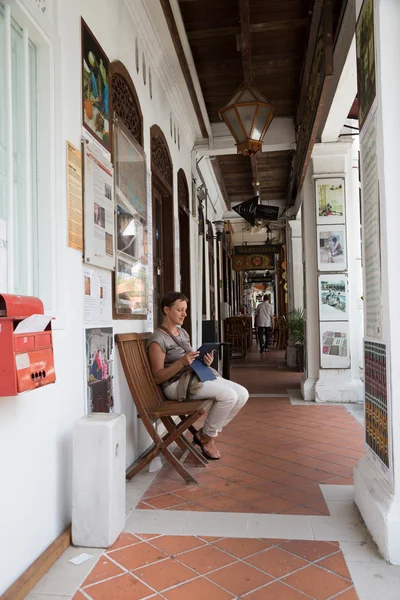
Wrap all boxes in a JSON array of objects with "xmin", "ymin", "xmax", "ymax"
[{"xmin": 116, "ymin": 332, "xmax": 164, "ymax": 418}]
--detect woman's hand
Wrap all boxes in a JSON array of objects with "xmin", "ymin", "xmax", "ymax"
[
  {"xmin": 180, "ymin": 351, "xmax": 200, "ymax": 367},
  {"xmin": 203, "ymin": 351, "xmax": 214, "ymax": 367}
]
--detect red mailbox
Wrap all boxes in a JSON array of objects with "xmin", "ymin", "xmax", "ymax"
[{"xmin": 0, "ymin": 294, "xmax": 56, "ymax": 396}]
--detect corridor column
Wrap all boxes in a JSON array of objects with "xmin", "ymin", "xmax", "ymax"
[
  {"xmin": 354, "ymin": 0, "xmax": 400, "ymax": 564},
  {"xmin": 301, "ymin": 140, "xmax": 363, "ymax": 402},
  {"xmin": 286, "ymin": 216, "xmax": 303, "ymax": 368}
]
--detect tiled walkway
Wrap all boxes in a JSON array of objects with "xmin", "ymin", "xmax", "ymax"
[
  {"xmin": 73, "ymin": 534, "xmax": 358, "ymax": 599},
  {"xmin": 30, "ymin": 346, "xmax": 400, "ymax": 600},
  {"xmin": 138, "ymin": 353, "xmax": 364, "ymax": 515}
]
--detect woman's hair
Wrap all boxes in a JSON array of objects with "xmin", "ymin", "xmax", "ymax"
[{"xmin": 161, "ymin": 291, "xmax": 188, "ymax": 315}]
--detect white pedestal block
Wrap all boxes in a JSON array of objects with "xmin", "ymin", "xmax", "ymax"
[{"xmin": 72, "ymin": 413, "xmax": 126, "ymax": 548}]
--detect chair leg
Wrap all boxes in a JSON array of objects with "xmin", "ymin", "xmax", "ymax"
[
  {"xmin": 126, "ymin": 442, "xmax": 161, "ymax": 480},
  {"xmin": 161, "ymin": 416, "xmax": 209, "ymax": 467},
  {"xmin": 162, "ymin": 446, "xmax": 198, "ymax": 485}
]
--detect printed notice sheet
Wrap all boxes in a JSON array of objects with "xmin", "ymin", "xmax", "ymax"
[
  {"xmin": 83, "ymin": 141, "xmax": 115, "ymax": 270},
  {"xmin": 84, "ymin": 266, "xmax": 112, "ymax": 326},
  {"xmin": 67, "ymin": 141, "xmax": 83, "ymax": 251}
]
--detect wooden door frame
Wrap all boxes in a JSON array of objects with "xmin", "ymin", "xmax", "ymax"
[{"xmin": 150, "ymin": 125, "xmax": 174, "ymax": 326}]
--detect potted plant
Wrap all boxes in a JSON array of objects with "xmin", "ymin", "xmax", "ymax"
[{"xmin": 287, "ymin": 308, "xmax": 305, "ymax": 371}]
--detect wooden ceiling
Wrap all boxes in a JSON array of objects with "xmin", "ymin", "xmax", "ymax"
[
  {"xmin": 216, "ymin": 150, "xmax": 293, "ymax": 205},
  {"xmin": 178, "ymin": 0, "xmax": 313, "ymax": 122},
  {"xmin": 176, "ymin": 0, "xmax": 348, "ymax": 208}
]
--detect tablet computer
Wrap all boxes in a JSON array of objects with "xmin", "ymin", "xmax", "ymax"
[{"xmin": 196, "ymin": 342, "xmax": 221, "ymax": 359}]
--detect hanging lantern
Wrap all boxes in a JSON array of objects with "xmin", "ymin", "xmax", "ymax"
[{"xmin": 219, "ymin": 84, "xmax": 275, "ymax": 155}]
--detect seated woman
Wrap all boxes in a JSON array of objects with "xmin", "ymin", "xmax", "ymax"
[{"xmin": 147, "ymin": 291, "xmax": 249, "ymax": 460}]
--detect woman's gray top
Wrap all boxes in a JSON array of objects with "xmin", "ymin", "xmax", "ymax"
[{"xmin": 147, "ymin": 327, "xmax": 192, "ymax": 390}]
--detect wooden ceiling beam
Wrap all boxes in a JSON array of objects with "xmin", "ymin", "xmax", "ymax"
[
  {"xmin": 250, "ymin": 18, "xmax": 309, "ymax": 33},
  {"xmin": 239, "ymin": 0, "xmax": 251, "ymax": 84}
]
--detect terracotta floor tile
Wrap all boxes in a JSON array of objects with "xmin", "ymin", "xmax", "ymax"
[
  {"xmin": 135, "ymin": 502, "xmax": 153, "ymax": 510},
  {"xmin": 304, "ymin": 498, "xmax": 329, "ymax": 514},
  {"xmin": 198, "ymin": 536, "xmax": 223, "ymax": 542},
  {"xmin": 136, "ymin": 534, "xmax": 161, "ymax": 540},
  {"xmin": 83, "ymin": 556, "xmax": 125, "ymax": 586},
  {"xmin": 84, "ymin": 573, "xmax": 153, "ymax": 600},
  {"xmin": 250, "ymin": 496, "xmax": 297, "ymax": 514},
  {"xmin": 224, "ymin": 487, "xmax": 266, "ymax": 504},
  {"xmin": 72, "ymin": 592, "xmax": 87, "ymax": 600},
  {"xmin": 177, "ymin": 544, "xmax": 236, "ymax": 574},
  {"xmin": 278, "ymin": 487, "xmax": 323, "ymax": 505},
  {"xmin": 148, "ymin": 535, "xmax": 206, "ymax": 556},
  {"xmin": 251, "ymin": 481, "xmax": 293, "ymax": 496},
  {"xmin": 334, "ymin": 588, "xmax": 359, "ymax": 599},
  {"xmin": 280, "ymin": 540, "xmax": 339, "ymax": 562},
  {"xmin": 173, "ymin": 485, "xmax": 215, "ymax": 502},
  {"xmin": 212, "ymin": 537, "xmax": 275, "ymax": 558},
  {"xmin": 283, "ymin": 564, "xmax": 351, "ymax": 600},
  {"xmin": 245, "ymin": 581, "xmax": 314, "ymax": 600},
  {"xmin": 110, "ymin": 542, "xmax": 168, "ymax": 571},
  {"xmin": 162, "ymin": 576, "xmax": 234, "ymax": 600},
  {"xmin": 146, "ymin": 493, "xmax": 186, "ymax": 509},
  {"xmin": 246, "ymin": 547, "xmax": 309, "ymax": 578},
  {"xmin": 107, "ymin": 533, "xmax": 141, "ymax": 552},
  {"xmin": 134, "ymin": 557, "xmax": 196, "ymax": 592},
  {"xmin": 284, "ymin": 506, "xmax": 325, "ymax": 516},
  {"xmin": 142, "ymin": 485, "xmax": 166, "ymax": 498},
  {"xmin": 207, "ymin": 562, "xmax": 273, "ymax": 596},
  {"xmin": 317, "ymin": 552, "xmax": 352, "ymax": 579},
  {"xmin": 198, "ymin": 494, "xmax": 248, "ymax": 512}
]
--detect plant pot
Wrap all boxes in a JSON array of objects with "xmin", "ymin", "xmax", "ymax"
[{"xmin": 295, "ymin": 345, "xmax": 304, "ymax": 372}]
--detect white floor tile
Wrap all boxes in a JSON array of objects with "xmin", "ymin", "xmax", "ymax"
[
  {"xmin": 27, "ymin": 546, "xmax": 103, "ymax": 596},
  {"xmin": 346, "ymin": 561, "xmax": 400, "ymax": 600},
  {"xmin": 310, "ymin": 516, "xmax": 369, "ymax": 541},
  {"xmin": 26, "ymin": 595, "xmax": 72, "ymax": 600},
  {"xmin": 320, "ymin": 484, "xmax": 354, "ymax": 502},
  {"xmin": 124, "ymin": 509, "xmax": 189, "ymax": 534},
  {"xmin": 325, "ymin": 501, "xmax": 360, "ymax": 522},
  {"xmin": 182, "ymin": 511, "xmax": 249, "ymax": 537},
  {"xmin": 247, "ymin": 514, "xmax": 314, "ymax": 540},
  {"xmin": 340, "ymin": 540, "xmax": 385, "ymax": 564}
]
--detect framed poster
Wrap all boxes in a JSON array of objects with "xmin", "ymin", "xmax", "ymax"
[
  {"xmin": 85, "ymin": 327, "xmax": 114, "ymax": 413},
  {"xmin": 364, "ymin": 341, "xmax": 392, "ymax": 479},
  {"xmin": 114, "ymin": 119, "xmax": 148, "ymax": 317},
  {"xmin": 320, "ymin": 321, "xmax": 350, "ymax": 368},
  {"xmin": 356, "ymin": 0, "xmax": 376, "ymax": 131},
  {"xmin": 317, "ymin": 225, "xmax": 347, "ymax": 272},
  {"xmin": 318, "ymin": 274, "xmax": 348, "ymax": 321},
  {"xmin": 316, "ymin": 178, "xmax": 345, "ymax": 225},
  {"xmin": 82, "ymin": 19, "xmax": 111, "ymax": 151}
]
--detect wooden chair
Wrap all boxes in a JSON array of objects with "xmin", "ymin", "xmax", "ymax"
[
  {"xmin": 225, "ymin": 317, "xmax": 247, "ymax": 359},
  {"xmin": 116, "ymin": 332, "xmax": 214, "ymax": 485}
]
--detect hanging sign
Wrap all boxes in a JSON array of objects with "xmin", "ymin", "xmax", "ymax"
[
  {"xmin": 232, "ymin": 253, "xmax": 275, "ymax": 272},
  {"xmin": 232, "ymin": 197, "xmax": 280, "ymax": 225},
  {"xmin": 234, "ymin": 244, "xmax": 281, "ymax": 255}
]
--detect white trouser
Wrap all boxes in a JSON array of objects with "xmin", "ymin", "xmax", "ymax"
[{"xmin": 164, "ymin": 377, "xmax": 249, "ymax": 437}]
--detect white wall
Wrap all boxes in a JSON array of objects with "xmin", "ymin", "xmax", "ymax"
[{"xmin": 0, "ymin": 0, "xmax": 207, "ymax": 593}]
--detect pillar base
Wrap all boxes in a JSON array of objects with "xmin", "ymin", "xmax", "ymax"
[
  {"xmin": 301, "ymin": 376, "xmax": 317, "ymax": 401},
  {"xmin": 354, "ymin": 455, "xmax": 400, "ymax": 564},
  {"xmin": 315, "ymin": 370, "xmax": 363, "ymax": 403}
]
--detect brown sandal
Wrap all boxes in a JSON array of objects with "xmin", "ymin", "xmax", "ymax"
[{"xmin": 193, "ymin": 432, "xmax": 221, "ymax": 460}]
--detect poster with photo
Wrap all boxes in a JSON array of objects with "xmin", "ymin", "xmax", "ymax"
[
  {"xmin": 317, "ymin": 225, "xmax": 347, "ymax": 272},
  {"xmin": 85, "ymin": 327, "xmax": 114, "ymax": 413},
  {"xmin": 83, "ymin": 141, "xmax": 115, "ymax": 270},
  {"xmin": 84, "ymin": 266, "xmax": 112, "ymax": 325},
  {"xmin": 316, "ymin": 178, "xmax": 345, "ymax": 225},
  {"xmin": 81, "ymin": 19, "xmax": 110, "ymax": 151},
  {"xmin": 318, "ymin": 274, "xmax": 348, "ymax": 321},
  {"xmin": 356, "ymin": 0, "xmax": 376, "ymax": 131},
  {"xmin": 113, "ymin": 120, "xmax": 148, "ymax": 316},
  {"xmin": 320, "ymin": 322, "xmax": 350, "ymax": 368}
]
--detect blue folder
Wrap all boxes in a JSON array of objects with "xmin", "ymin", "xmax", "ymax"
[{"xmin": 190, "ymin": 358, "xmax": 217, "ymax": 382}]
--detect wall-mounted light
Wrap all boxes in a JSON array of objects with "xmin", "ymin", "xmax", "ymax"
[{"xmin": 206, "ymin": 219, "xmax": 225, "ymax": 241}]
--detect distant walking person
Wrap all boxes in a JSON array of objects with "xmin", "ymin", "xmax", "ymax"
[{"xmin": 255, "ymin": 294, "xmax": 275, "ymax": 353}]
